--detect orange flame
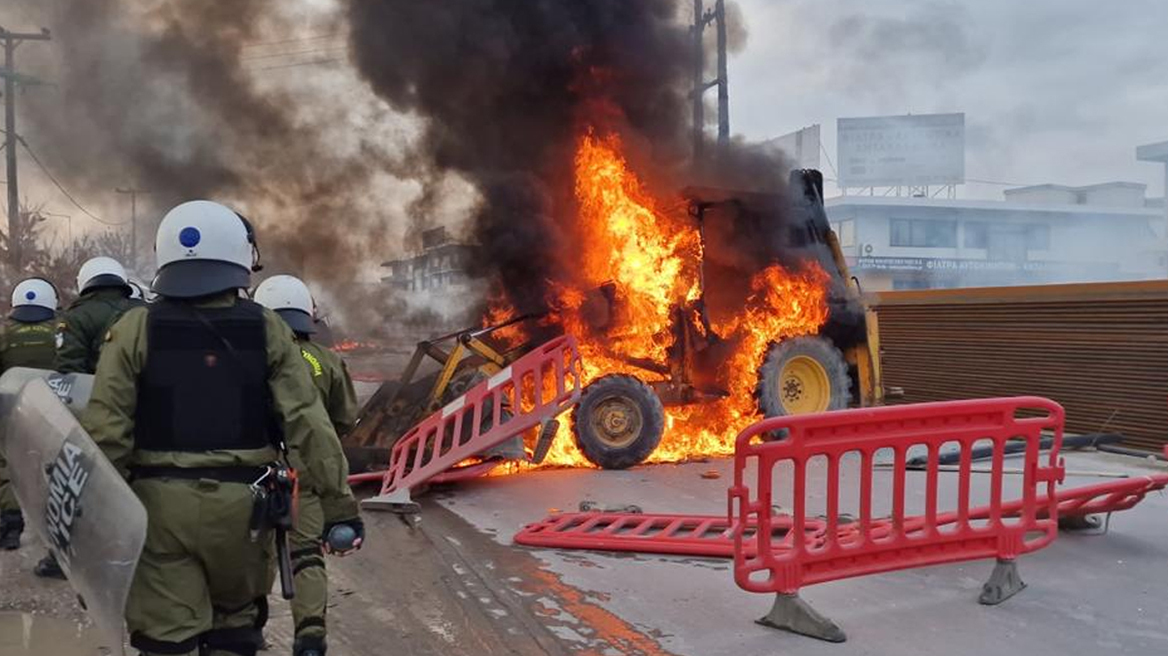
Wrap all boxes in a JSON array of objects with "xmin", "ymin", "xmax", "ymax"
[
  {"xmin": 332, "ymin": 339, "xmax": 379, "ymax": 353},
  {"xmin": 495, "ymin": 131, "xmax": 830, "ymax": 470}
]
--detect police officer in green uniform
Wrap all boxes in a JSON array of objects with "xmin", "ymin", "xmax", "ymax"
[
  {"xmin": 82, "ymin": 200, "xmax": 363, "ymax": 656},
  {"xmin": 0, "ymin": 278, "xmax": 60, "ymax": 550},
  {"xmin": 56, "ymin": 256, "xmax": 142, "ymax": 374},
  {"xmin": 255, "ymin": 275, "xmax": 358, "ymax": 656},
  {"xmin": 32, "ymin": 257, "xmax": 143, "ymax": 578}
]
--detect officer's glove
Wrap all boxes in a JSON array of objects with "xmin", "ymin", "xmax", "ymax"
[{"xmin": 322, "ymin": 517, "xmax": 364, "ymax": 556}]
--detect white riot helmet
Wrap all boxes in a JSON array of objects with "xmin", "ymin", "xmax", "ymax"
[
  {"xmin": 10, "ymin": 278, "xmax": 58, "ymax": 322},
  {"xmin": 77, "ymin": 256, "xmax": 130, "ymax": 294},
  {"xmin": 154, "ymin": 200, "xmax": 260, "ymax": 298},
  {"xmin": 255, "ymin": 275, "xmax": 316, "ymax": 334}
]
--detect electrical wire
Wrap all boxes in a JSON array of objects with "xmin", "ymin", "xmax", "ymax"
[
  {"xmin": 966, "ymin": 178, "xmax": 1033, "ymax": 187},
  {"xmin": 17, "ymin": 135, "xmax": 128, "ymax": 226},
  {"xmin": 251, "ymin": 58, "xmax": 343, "ymax": 72},
  {"xmin": 240, "ymin": 46, "xmax": 346, "ymax": 62},
  {"xmin": 241, "ymin": 33, "xmax": 343, "ymax": 49},
  {"xmin": 818, "ymin": 140, "xmax": 839, "ymax": 179}
]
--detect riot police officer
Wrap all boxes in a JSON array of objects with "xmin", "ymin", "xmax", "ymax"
[
  {"xmin": 33, "ymin": 257, "xmax": 142, "ymax": 578},
  {"xmin": 255, "ymin": 275, "xmax": 359, "ymax": 656},
  {"xmin": 56, "ymin": 256, "xmax": 142, "ymax": 374},
  {"xmin": 0, "ymin": 278, "xmax": 59, "ymax": 550},
  {"xmin": 82, "ymin": 201, "xmax": 363, "ymax": 656}
]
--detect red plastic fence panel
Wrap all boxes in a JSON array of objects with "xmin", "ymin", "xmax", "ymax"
[
  {"xmin": 514, "ymin": 472, "xmax": 1168, "ymax": 559},
  {"xmin": 730, "ymin": 397, "xmax": 1066, "ymax": 595},
  {"xmin": 375, "ymin": 335, "xmax": 583, "ymax": 497},
  {"xmin": 515, "ymin": 512, "xmax": 827, "ymax": 558}
]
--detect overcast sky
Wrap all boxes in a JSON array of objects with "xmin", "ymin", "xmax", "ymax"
[{"xmin": 729, "ymin": 0, "xmax": 1168, "ymax": 199}]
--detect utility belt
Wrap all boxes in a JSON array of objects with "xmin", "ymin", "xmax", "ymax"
[{"xmin": 129, "ymin": 465, "xmax": 269, "ymax": 484}]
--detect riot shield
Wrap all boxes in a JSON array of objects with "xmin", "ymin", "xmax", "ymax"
[
  {"xmin": 0, "ymin": 377, "xmax": 144, "ymax": 656},
  {"xmin": 0, "ymin": 367, "xmax": 95, "ymax": 414}
]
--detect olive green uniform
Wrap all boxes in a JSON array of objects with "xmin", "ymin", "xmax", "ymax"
[
  {"xmin": 56, "ymin": 287, "xmax": 141, "ymax": 374},
  {"xmin": 289, "ymin": 339, "xmax": 359, "ymax": 646},
  {"xmin": 0, "ymin": 317, "xmax": 58, "ymax": 531},
  {"xmin": 82, "ymin": 294, "xmax": 358, "ymax": 656}
]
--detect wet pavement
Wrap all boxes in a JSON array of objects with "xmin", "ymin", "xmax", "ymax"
[
  {"xmin": 0, "ymin": 612, "xmax": 101, "ymax": 656},
  {"xmin": 432, "ymin": 450, "xmax": 1168, "ymax": 655}
]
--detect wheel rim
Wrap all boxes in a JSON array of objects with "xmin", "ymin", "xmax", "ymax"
[
  {"xmin": 589, "ymin": 396, "xmax": 644, "ymax": 449},
  {"xmin": 778, "ymin": 355, "xmax": 831, "ymax": 415}
]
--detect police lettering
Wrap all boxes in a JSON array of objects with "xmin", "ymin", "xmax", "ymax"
[{"xmin": 45, "ymin": 441, "xmax": 90, "ymax": 568}]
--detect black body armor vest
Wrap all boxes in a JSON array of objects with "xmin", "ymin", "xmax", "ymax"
[{"xmin": 135, "ymin": 299, "xmax": 278, "ymax": 452}]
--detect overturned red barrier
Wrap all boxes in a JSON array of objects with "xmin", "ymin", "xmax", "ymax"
[
  {"xmin": 515, "ymin": 512, "xmax": 828, "ymax": 558},
  {"xmin": 514, "ymin": 473, "xmax": 1168, "ymax": 560},
  {"xmin": 361, "ymin": 335, "xmax": 583, "ymax": 512}
]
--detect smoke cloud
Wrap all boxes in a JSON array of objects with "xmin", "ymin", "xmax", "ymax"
[
  {"xmin": 9, "ymin": 0, "xmax": 844, "ymax": 339},
  {"xmin": 344, "ymin": 0, "xmax": 816, "ymax": 321},
  {"xmin": 12, "ymin": 0, "xmax": 416, "ymax": 333}
]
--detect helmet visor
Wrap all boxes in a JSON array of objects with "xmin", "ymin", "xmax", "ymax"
[
  {"xmin": 10, "ymin": 306, "xmax": 55, "ymax": 323},
  {"xmin": 82, "ymin": 274, "xmax": 131, "ymax": 294},
  {"xmin": 275, "ymin": 308, "xmax": 316, "ymax": 335},
  {"xmin": 153, "ymin": 260, "xmax": 250, "ymax": 299}
]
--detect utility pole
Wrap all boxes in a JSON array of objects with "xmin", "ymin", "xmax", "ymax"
[
  {"xmin": 1, "ymin": 26, "xmax": 51, "ymax": 273},
  {"xmin": 714, "ymin": 0, "xmax": 729, "ymax": 147},
  {"xmin": 116, "ymin": 187, "xmax": 151, "ymax": 272},
  {"xmin": 691, "ymin": 0, "xmax": 706, "ymax": 165},
  {"xmin": 690, "ymin": 1, "xmax": 729, "ymax": 165}
]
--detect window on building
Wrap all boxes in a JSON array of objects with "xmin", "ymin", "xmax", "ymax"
[
  {"xmin": 891, "ymin": 219, "xmax": 956, "ymax": 247},
  {"xmin": 1026, "ymin": 224, "xmax": 1050, "ymax": 250},
  {"xmin": 890, "ymin": 219, "xmax": 913, "ymax": 246},
  {"xmin": 964, "ymin": 223, "xmax": 988, "ymax": 249},
  {"xmin": 838, "ymin": 220, "xmax": 856, "ymax": 247}
]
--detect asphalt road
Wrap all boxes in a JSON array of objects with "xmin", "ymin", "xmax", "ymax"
[
  {"xmin": 4, "ymin": 448, "xmax": 1166, "ymax": 655},
  {"xmin": 430, "ymin": 449, "xmax": 1168, "ymax": 656}
]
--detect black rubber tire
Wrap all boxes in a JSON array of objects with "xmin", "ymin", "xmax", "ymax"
[
  {"xmin": 756, "ymin": 336, "xmax": 851, "ymax": 418},
  {"xmin": 571, "ymin": 375, "xmax": 665, "ymax": 470}
]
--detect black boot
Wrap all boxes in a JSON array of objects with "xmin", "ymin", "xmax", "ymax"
[
  {"xmin": 33, "ymin": 552, "xmax": 66, "ymax": 579},
  {"xmin": 0, "ymin": 510, "xmax": 23, "ymax": 550},
  {"xmin": 293, "ymin": 635, "xmax": 326, "ymax": 656}
]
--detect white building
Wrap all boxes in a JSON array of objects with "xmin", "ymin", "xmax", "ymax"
[{"xmin": 826, "ymin": 182, "xmax": 1164, "ymax": 291}]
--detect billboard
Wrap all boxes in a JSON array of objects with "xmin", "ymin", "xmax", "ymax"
[
  {"xmin": 762, "ymin": 124, "xmax": 821, "ymax": 170},
  {"xmin": 837, "ymin": 113, "xmax": 964, "ymax": 188}
]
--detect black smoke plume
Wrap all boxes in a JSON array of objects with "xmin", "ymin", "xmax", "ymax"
[{"xmin": 345, "ymin": 0, "xmax": 796, "ymax": 317}]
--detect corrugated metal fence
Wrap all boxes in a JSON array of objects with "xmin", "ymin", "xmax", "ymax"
[{"xmin": 873, "ymin": 281, "xmax": 1168, "ymax": 451}]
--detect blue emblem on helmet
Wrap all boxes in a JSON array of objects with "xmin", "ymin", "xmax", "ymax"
[
  {"xmin": 179, "ymin": 227, "xmax": 201, "ymax": 248},
  {"xmin": 25, "ymin": 291, "xmax": 36, "ymax": 301}
]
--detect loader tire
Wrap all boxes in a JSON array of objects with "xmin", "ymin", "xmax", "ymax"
[
  {"xmin": 756, "ymin": 336, "xmax": 851, "ymax": 418},
  {"xmin": 572, "ymin": 375, "xmax": 664, "ymax": 470}
]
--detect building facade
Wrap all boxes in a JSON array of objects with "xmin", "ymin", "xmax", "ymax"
[
  {"xmin": 826, "ymin": 182, "xmax": 1164, "ymax": 291},
  {"xmin": 382, "ymin": 227, "xmax": 475, "ymax": 293}
]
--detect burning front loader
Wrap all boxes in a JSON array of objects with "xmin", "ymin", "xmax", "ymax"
[
  {"xmin": 560, "ymin": 169, "xmax": 885, "ymax": 469},
  {"xmin": 346, "ymin": 168, "xmax": 884, "ymax": 476}
]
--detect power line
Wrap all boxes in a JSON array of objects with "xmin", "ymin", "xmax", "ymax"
[
  {"xmin": 966, "ymin": 178, "xmax": 1032, "ymax": 187},
  {"xmin": 251, "ymin": 58, "xmax": 343, "ymax": 72},
  {"xmin": 241, "ymin": 33, "xmax": 343, "ymax": 49},
  {"xmin": 17, "ymin": 135, "xmax": 128, "ymax": 226},
  {"xmin": 818, "ymin": 140, "xmax": 838, "ymax": 179},
  {"xmin": 240, "ymin": 45, "xmax": 345, "ymax": 62}
]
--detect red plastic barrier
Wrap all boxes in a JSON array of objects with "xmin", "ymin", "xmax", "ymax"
[
  {"xmin": 515, "ymin": 512, "xmax": 827, "ymax": 558},
  {"xmin": 363, "ymin": 335, "xmax": 583, "ymax": 509},
  {"xmin": 730, "ymin": 398, "xmax": 1066, "ymax": 595},
  {"xmin": 514, "ymin": 473, "xmax": 1168, "ymax": 559}
]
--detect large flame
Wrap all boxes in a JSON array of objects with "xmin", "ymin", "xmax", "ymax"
[{"xmin": 497, "ymin": 131, "xmax": 830, "ymax": 470}]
